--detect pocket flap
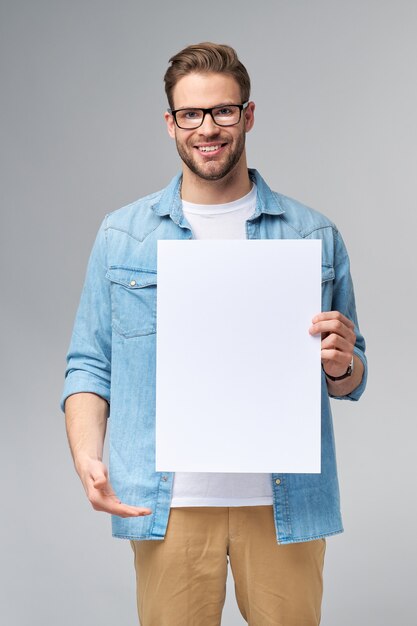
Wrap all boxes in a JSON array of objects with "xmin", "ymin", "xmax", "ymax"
[{"xmin": 106, "ymin": 267, "xmax": 157, "ymax": 288}]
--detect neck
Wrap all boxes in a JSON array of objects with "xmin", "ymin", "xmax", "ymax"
[{"xmin": 180, "ymin": 157, "xmax": 251, "ymax": 204}]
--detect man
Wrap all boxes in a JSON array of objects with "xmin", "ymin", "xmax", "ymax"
[{"xmin": 62, "ymin": 42, "xmax": 367, "ymax": 626}]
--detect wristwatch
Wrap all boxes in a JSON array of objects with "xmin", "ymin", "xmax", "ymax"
[{"xmin": 323, "ymin": 356, "xmax": 354, "ymax": 381}]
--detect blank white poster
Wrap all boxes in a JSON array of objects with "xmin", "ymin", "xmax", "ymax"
[{"xmin": 156, "ymin": 239, "xmax": 322, "ymax": 473}]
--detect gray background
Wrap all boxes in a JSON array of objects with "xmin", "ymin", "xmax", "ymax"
[{"xmin": 1, "ymin": 0, "xmax": 416, "ymax": 624}]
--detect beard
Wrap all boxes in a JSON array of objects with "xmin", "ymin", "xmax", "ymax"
[{"xmin": 175, "ymin": 130, "xmax": 246, "ymax": 182}]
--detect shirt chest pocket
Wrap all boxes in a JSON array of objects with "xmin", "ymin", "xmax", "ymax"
[{"xmin": 106, "ymin": 267, "xmax": 157, "ymax": 338}]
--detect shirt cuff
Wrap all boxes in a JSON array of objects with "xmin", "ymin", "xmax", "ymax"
[{"xmin": 60, "ymin": 371, "xmax": 111, "ymax": 412}]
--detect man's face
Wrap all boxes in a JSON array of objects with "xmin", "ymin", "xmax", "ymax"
[{"xmin": 165, "ymin": 72, "xmax": 255, "ymax": 182}]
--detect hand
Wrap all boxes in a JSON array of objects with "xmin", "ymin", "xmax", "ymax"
[
  {"xmin": 79, "ymin": 459, "xmax": 152, "ymax": 518},
  {"xmin": 309, "ymin": 311, "xmax": 356, "ymax": 378}
]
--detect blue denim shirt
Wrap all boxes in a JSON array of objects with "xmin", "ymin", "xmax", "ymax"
[{"xmin": 61, "ymin": 169, "xmax": 367, "ymax": 544}]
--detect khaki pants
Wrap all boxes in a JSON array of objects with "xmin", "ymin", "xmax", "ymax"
[{"xmin": 131, "ymin": 506, "xmax": 325, "ymax": 626}]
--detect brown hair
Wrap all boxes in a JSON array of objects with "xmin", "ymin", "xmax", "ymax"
[{"xmin": 164, "ymin": 42, "xmax": 251, "ymax": 109}]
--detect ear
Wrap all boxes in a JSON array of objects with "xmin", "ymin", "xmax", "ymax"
[
  {"xmin": 244, "ymin": 101, "xmax": 255, "ymax": 133},
  {"xmin": 164, "ymin": 111, "xmax": 176, "ymax": 139}
]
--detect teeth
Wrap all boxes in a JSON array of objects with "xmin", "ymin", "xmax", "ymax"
[{"xmin": 198, "ymin": 145, "xmax": 221, "ymax": 152}]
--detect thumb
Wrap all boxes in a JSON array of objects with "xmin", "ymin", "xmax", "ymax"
[{"xmin": 91, "ymin": 468, "xmax": 109, "ymax": 489}]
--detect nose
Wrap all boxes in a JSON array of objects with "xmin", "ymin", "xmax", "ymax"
[{"xmin": 198, "ymin": 111, "xmax": 220, "ymax": 134}]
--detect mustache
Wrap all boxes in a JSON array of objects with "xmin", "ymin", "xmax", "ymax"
[{"xmin": 192, "ymin": 136, "xmax": 229, "ymax": 145}]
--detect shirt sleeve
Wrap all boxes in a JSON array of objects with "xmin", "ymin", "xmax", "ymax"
[
  {"xmin": 60, "ymin": 217, "xmax": 112, "ymax": 411},
  {"xmin": 329, "ymin": 229, "xmax": 368, "ymax": 401}
]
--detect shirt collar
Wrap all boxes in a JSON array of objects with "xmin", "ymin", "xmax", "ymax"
[{"xmin": 150, "ymin": 169, "xmax": 285, "ymax": 224}]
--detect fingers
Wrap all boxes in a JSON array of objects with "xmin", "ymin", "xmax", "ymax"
[
  {"xmin": 309, "ymin": 312, "xmax": 356, "ymax": 344},
  {"xmin": 321, "ymin": 349, "xmax": 352, "ymax": 366},
  {"xmin": 311, "ymin": 311, "xmax": 355, "ymax": 330},
  {"xmin": 90, "ymin": 494, "xmax": 153, "ymax": 518},
  {"xmin": 85, "ymin": 464, "xmax": 152, "ymax": 518},
  {"xmin": 309, "ymin": 311, "xmax": 356, "ymax": 378},
  {"xmin": 88, "ymin": 483, "xmax": 153, "ymax": 518},
  {"xmin": 320, "ymin": 333, "xmax": 354, "ymax": 354}
]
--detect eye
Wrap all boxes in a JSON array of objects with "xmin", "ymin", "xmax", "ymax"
[
  {"xmin": 216, "ymin": 107, "xmax": 233, "ymax": 116},
  {"xmin": 183, "ymin": 110, "xmax": 201, "ymax": 119}
]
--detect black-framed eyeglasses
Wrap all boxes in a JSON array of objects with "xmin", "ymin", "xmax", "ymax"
[{"xmin": 168, "ymin": 102, "xmax": 249, "ymax": 130}]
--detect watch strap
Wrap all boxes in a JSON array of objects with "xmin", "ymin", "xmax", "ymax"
[{"xmin": 323, "ymin": 356, "xmax": 354, "ymax": 381}]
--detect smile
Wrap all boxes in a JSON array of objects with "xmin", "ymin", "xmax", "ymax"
[{"xmin": 195, "ymin": 143, "xmax": 227, "ymax": 154}]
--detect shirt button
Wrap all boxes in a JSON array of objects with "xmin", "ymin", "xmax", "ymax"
[
  {"xmin": 130, "ymin": 280, "xmax": 136, "ymax": 286},
  {"xmin": 161, "ymin": 475, "xmax": 168, "ymax": 482},
  {"xmin": 275, "ymin": 478, "xmax": 281, "ymax": 486}
]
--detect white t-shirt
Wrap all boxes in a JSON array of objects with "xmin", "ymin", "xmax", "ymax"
[{"xmin": 170, "ymin": 184, "xmax": 274, "ymax": 508}]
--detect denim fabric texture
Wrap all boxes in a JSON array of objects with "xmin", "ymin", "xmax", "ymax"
[{"xmin": 61, "ymin": 169, "xmax": 367, "ymax": 544}]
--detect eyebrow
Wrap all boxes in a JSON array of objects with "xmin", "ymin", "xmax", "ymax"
[{"xmin": 174, "ymin": 101, "xmax": 237, "ymax": 111}]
